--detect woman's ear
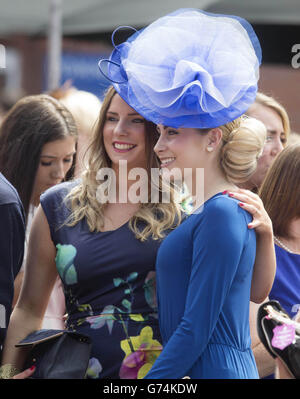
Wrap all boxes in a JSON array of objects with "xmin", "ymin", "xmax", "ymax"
[{"xmin": 206, "ymin": 128, "xmax": 223, "ymax": 152}]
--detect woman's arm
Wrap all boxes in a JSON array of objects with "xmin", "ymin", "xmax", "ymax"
[
  {"xmin": 227, "ymin": 189, "xmax": 276, "ymax": 303},
  {"xmin": 12, "ymin": 270, "xmax": 24, "ymax": 308},
  {"xmin": 1, "ymin": 205, "xmax": 58, "ymax": 373}
]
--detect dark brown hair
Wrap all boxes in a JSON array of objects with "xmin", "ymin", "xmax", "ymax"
[
  {"xmin": 0, "ymin": 94, "xmax": 77, "ymax": 220},
  {"xmin": 259, "ymin": 143, "xmax": 300, "ymax": 238}
]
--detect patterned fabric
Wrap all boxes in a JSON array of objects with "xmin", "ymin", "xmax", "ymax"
[{"xmin": 40, "ymin": 181, "xmax": 163, "ymax": 379}]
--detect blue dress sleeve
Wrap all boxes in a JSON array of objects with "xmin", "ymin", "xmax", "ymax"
[{"xmin": 145, "ymin": 199, "xmax": 251, "ymax": 378}]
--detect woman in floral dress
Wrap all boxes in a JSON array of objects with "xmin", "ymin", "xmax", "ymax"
[{"xmin": 1, "ymin": 86, "xmax": 181, "ymax": 379}]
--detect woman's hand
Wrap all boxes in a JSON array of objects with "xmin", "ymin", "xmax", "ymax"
[
  {"xmin": 0, "ymin": 364, "xmax": 35, "ymax": 379},
  {"xmin": 224, "ymin": 188, "xmax": 273, "ymax": 236},
  {"xmin": 13, "ymin": 366, "xmax": 36, "ymax": 379}
]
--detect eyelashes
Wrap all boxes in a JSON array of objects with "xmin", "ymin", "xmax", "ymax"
[
  {"xmin": 156, "ymin": 128, "xmax": 179, "ymax": 136},
  {"xmin": 106, "ymin": 116, "xmax": 145, "ymax": 123},
  {"xmin": 40, "ymin": 158, "xmax": 73, "ymax": 167}
]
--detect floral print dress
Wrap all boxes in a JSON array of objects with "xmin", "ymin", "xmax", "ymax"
[{"xmin": 40, "ymin": 182, "xmax": 163, "ymax": 379}]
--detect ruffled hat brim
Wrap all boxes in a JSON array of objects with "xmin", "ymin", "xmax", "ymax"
[{"xmin": 99, "ymin": 8, "xmax": 262, "ymax": 129}]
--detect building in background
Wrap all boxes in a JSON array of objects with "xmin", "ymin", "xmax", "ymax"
[{"xmin": 0, "ymin": 0, "xmax": 299, "ymax": 134}]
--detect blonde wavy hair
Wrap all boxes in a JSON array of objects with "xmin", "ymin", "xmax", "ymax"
[
  {"xmin": 247, "ymin": 92, "xmax": 290, "ymax": 144},
  {"xmin": 219, "ymin": 115, "xmax": 267, "ymax": 183},
  {"xmin": 65, "ymin": 86, "xmax": 181, "ymax": 241}
]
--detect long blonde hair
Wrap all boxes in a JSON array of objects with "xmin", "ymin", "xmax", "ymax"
[{"xmin": 65, "ymin": 86, "xmax": 181, "ymax": 241}]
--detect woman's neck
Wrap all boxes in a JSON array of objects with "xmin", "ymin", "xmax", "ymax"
[{"xmin": 188, "ymin": 165, "xmax": 237, "ymax": 210}]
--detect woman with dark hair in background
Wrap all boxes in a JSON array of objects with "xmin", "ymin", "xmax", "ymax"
[
  {"xmin": 250, "ymin": 143, "xmax": 300, "ymax": 378},
  {"xmin": 0, "ymin": 94, "xmax": 77, "ymax": 329},
  {"xmin": 50, "ymin": 83, "xmax": 102, "ymax": 178}
]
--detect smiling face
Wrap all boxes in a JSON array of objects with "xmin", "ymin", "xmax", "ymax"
[
  {"xmin": 31, "ymin": 136, "xmax": 76, "ymax": 205},
  {"xmin": 103, "ymin": 94, "xmax": 147, "ymax": 171},
  {"xmin": 246, "ymin": 103, "xmax": 286, "ymax": 189},
  {"xmin": 154, "ymin": 125, "xmax": 209, "ymax": 174}
]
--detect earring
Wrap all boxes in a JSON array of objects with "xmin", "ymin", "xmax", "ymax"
[{"xmin": 206, "ymin": 146, "xmax": 213, "ymax": 152}]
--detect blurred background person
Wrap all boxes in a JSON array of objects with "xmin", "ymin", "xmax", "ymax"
[
  {"xmin": 0, "ymin": 171, "xmax": 36, "ymax": 379},
  {"xmin": 288, "ymin": 131, "xmax": 300, "ymax": 145},
  {"xmin": 0, "ymin": 94, "xmax": 77, "ymax": 329},
  {"xmin": 240, "ymin": 92, "xmax": 290, "ymax": 193},
  {"xmin": 0, "ymin": 172, "xmax": 25, "ymax": 356},
  {"xmin": 50, "ymin": 82, "xmax": 102, "ymax": 177},
  {"xmin": 250, "ymin": 143, "xmax": 300, "ymax": 378}
]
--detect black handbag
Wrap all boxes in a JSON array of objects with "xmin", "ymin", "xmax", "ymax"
[
  {"xmin": 16, "ymin": 329, "xmax": 92, "ymax": 379},
  {"xmin": 257, "ymin": 300, "xmax": 300, "ymax": 379}
]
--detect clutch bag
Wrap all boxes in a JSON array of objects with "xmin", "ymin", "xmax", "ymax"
[
  {"xmin": 16, "ymin": 329, "xmax": 92, "ymax": 379},
  {"xmin": 257, "ymin": 300, "xmax": 300, "ymax": 379}
]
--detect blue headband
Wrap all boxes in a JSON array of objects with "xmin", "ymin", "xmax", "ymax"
[{"xmin": 99, "ymin": 8, "xmax": 262, "ymax": 129}]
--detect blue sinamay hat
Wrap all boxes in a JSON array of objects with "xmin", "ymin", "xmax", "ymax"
[{"xmin": 99, "ymin": 8, "xmax": 262, "ymax": 129}]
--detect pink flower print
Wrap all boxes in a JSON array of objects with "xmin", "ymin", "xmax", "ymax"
[{"xmin": 119, "ymin": 326, "xmax": 162, "ymax": 379}]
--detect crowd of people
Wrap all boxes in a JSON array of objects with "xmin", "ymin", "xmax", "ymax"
[{"xmin": 0, "ymin": 8, "xmax": 299, "ymax": 380}]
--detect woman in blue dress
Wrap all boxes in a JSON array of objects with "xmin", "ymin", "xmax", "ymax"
[
  {"xmin": 1, "ymin": 12, "xmax": 276, "ymax": 379},
  {"xmin": 96, "ymin": 9, "xmax": 276, "ymax": 378}
]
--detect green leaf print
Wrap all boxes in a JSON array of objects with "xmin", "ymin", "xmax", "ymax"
[
  {"xmin": 113, "ymin": 278, "xmax": 124, "ymax": 287},
  {"xmin": 122, "ymin": 299, "xmax": 131, "ymax": 310},
  {"xmin": 55, "ymin": 244, "xmax": 78, "ymax": 285},
  {"xmin": 127, "ymin": 272, "xmax": 138, "ymax": 283},
  {"xmin": 86, "ymin": 305, "xmax": 116, "ymax": 334},
  {"xmin": 144, "ymin": 271, "xmax": 157, "ymax": 310}
]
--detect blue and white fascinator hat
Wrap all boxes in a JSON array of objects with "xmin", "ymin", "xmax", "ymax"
[{"xmin": 99, "ymin": 8, "xmax": 262, "ymax": 129}]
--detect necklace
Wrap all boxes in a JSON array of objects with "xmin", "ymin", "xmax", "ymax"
[{"xmin": 274, "ymin": 236, "xmax": 300, "ymax": 255}]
